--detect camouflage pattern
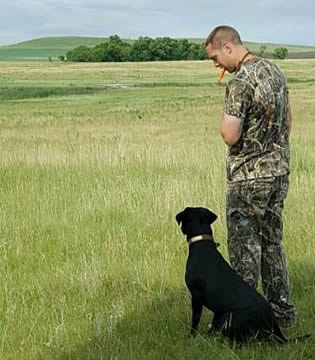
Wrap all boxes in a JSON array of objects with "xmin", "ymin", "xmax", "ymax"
[
  {"xmin": 226, "ymin": 175, "xmax": 296, "ymax": 326},
  {"xmin": 224, "ymin": 57, "xmax": 290, "ymax": 182}
]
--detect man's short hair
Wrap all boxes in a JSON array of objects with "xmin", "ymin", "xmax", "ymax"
[{"xmin": 205, "ymin": 26, "xmax": 242, "ymax": 48}]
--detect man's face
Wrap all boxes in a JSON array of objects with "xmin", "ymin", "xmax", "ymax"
[{"xmin": 206, "ymin": 43, "xmax": 235, "ymax": 73}]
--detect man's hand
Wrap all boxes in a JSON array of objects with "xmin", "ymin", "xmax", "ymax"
[{"xmin": 220, "ymin": 113, "xmax": 242, "ymax": 146}]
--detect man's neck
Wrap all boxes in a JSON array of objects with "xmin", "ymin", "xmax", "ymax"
[{"xmin": 234, "ymin": 47, "xmax": 255, "ymax": 71}]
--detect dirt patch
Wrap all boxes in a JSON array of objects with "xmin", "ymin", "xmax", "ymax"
[{"xmin": 264, "ymin": 52, "xmax": 315, "ymax": 59}]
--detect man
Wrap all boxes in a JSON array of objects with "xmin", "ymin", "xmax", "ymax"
[{"xmin": 205, "ymin": 25, "xmax": 296, "ymax": 327}]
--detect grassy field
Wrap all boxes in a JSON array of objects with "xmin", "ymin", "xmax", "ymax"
[
  {"xmin": 0, "ymin": 59, "xmax": 314, "ymax": 360},
  {"xmin": 1, "ymin": 37, "xmax": 315, "ymax": 61}
]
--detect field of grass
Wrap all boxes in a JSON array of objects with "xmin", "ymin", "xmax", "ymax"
[
  {"xmin": 1, "ymin": 37, "xmax": 315, "ymax": 61},
  {"xmin": 0, "ymin": 59, "xmax": 314, "ymax": 360}
]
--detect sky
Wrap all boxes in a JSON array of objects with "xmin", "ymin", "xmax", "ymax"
[{"xmin": 1, "ymin": 0, "xmax": 315, "ymax": 46}]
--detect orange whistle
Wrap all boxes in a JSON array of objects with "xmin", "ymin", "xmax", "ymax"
[{"xmin": 217, "ymin": 68, "xmax": 226, "ymax": 85}]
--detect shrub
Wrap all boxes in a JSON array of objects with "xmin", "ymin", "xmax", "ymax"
[{"xmin": 273, "ymin": 47, "xmax": 288, "ymax": 60}]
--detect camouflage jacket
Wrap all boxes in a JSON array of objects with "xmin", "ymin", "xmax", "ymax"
[{"xmin": 224, "ymin": 57, "xmax": 290, "ymax": 182}]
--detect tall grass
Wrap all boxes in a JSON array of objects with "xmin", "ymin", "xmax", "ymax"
[
  {"xmin": 0, "ymin": 60, "xmax": 314, "ymax": 359},
  {"xmin": 0, "ymin": 87, "xmax": 108, "ymax": 100}
]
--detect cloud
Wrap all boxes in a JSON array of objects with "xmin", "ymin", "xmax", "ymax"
[{"xmin": 0, "ymin": 0, "xmax": 314, "ymax": 46}]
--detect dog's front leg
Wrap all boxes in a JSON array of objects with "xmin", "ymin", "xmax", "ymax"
[{"xmin": 189, "ymin": 295, "xmax": 203, "ymax": 338}]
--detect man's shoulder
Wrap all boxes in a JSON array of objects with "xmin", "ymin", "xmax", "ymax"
[
  {"xmin": 231, "ymin": 57, "xmax": 287, "ymax": 92},
  {"xmin": 226, "ymin": 76, "xmax": 255, "ymax": 98},
  {"xmin": 236, "ymin": 57, "xmax": 283, "ymax": 78}
]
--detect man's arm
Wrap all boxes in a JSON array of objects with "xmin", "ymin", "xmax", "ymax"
[{"xmin": 220, "ymin": 113, "xmax": 242, "ymax": 146}]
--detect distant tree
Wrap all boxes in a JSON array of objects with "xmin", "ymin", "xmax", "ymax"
[
  {"xmin": 120, "ymin": 44, "xmax": 131, "ymax": 62},
  {"xmin": 172, "ymin": 40, "xmax": 207, "ymax": 60},
  {"xmin": 273, "ymin": 47, "xmax": 288, "ymax": 60},
  {"xmin": 108, "ymin": 34, "xmax": 122, "ymax": 43},
  {"xmin": 149, "ymin": 37, "xmax": 179, "ymax": 60},
  {"xmin": 174, "ymin": 39, "xmax": 191, "ymax": 60},
  {"xmin": 105, "ymin": 36, "xmax": 130, "ymax": 62},
  {"xmin": 129, "ymin": 37, "xmax": 154, "ymax": 61},
  {"xmin": 91, "ymin": 43, "xmax": 109, "ymax": 62},
  {"xmin": 66, "ymin": 46, "xmax": 92, "ymax": 62},
  {"xmin": 252, "ymin": 45, "xmax": 267, "ymax": 57},
  {"xmin": 196, "ymin": 43, "xmax": 208, "ymax": 60},
  {"xmin": 185, "ymin": 43, "xmax": 202, "ymax": 60},
  {"xmin": 58, "ymin": 55, "xmax": 65, "ymax": 62},
  {"xmin": 48, "ymin": 56, "xmax": 53, "ymax": 62},
  {"xmin": 260, "ymin": 45, "xmax": 267, "ymax": 56},
  {"xmin": 89, "ymin": 36, "xmax": 131, "ymax": 62}
]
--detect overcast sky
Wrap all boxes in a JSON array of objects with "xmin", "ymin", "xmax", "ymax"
[{"xmin": 1, "ymin": 0, "xmax": 314, "ymax": 46}]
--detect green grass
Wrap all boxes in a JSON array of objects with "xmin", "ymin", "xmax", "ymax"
[
  {"xmin": 0, "ymin": 59, "xmax": 314, "ymax": 360},
  {"xmin": 0, "ymin": 86, "xmax": 108, "ymax": 100}
]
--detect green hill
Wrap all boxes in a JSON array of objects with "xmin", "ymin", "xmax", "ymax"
[
  {"xmin": 1, "ymin": 36, "xmax": 315, "ymax": 61},
  {"xmin": 0, "ymin": 37, "xmax": 111, "ymax": 61},
  {"xmin": 2, "ymin": 36, "xmax": 110, "ymax": 49}
]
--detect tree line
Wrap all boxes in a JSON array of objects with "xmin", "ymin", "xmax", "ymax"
[
  {"xmin": 66, "ymin": 35, "xmax": 207, "ymax": 62},
  {"xmin": 64, "ymin": 35, "xmax": 288, "ymax": 62}
]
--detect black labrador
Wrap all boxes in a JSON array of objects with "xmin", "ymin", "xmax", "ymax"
[{"xmin": 176, "ymin": 207, "xmax": 310, "ymax": 344}]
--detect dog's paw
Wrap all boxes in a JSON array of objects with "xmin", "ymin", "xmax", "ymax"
[
  {"xmin": 188, "ymin": 329, "xmax": 198, "ymax": 339},
  {"xmin": 207, "ymin": 323, "xmax": 217, "ymax": 336}
]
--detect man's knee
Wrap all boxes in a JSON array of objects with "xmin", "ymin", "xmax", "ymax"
[{"xmin": 228, "ymin": 236, "xmax": 261, "ymax": 288}]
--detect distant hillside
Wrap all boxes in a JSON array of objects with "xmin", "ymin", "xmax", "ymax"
[
  {"xmin": 244, "ymin": 41, "xmax": 315, "ymax": 53},
  {"xmin": 0, "ymin": 36, "xmax": 315, "ymax": 61},
  {"xmin": 2, "ymin": 36, "xmax": 111, "ymax": 49},
  {"xmin": 244, "ymin": 41, "xmax": 315, "ymax": 59},
  {"xmin": 0, "ymin": 37, "xmax": 113, "ymax": 61},
  {"xmin": 189, "ymin": 39, "xmax": 315, "ymax": 52}
]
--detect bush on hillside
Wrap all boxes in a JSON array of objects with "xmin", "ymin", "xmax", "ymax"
[
  {"xmin": 252, "ymin": 45, "xmax": 267, "ymax": 57},
  {"xmin": 273, "ymin": 47, "xmax": 288, "ymax": 60}
]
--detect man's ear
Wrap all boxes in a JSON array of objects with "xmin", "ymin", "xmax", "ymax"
[{"xmin": 222, "ymin": 41, "xmax": 232, "ymax": 54}]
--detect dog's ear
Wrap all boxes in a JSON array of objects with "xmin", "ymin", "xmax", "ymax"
[
  {"xmin": 202, "ymin": 208, "xmax": 217, "ymax": 225},
  {"xmin": 176, "ymin": 210, "xmax": 184, "ymax": 225},
  {"xmin": 176, "ymin": 207, "xmax": 191, "ymax": 225}
]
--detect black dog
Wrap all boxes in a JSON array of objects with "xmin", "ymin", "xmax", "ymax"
[{"xmin": 176, "ymin": 207, "xmax": 310, "ymax": 344}]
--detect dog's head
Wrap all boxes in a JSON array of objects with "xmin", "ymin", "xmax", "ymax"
[{"xmin": 176, "ymin": 207, "xmax": 217, "ymax": 239}]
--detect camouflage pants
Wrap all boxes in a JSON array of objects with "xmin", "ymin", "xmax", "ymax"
[{"xmin": 226, "ymin": 175, "xmax": 296, "ymax": 326}]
